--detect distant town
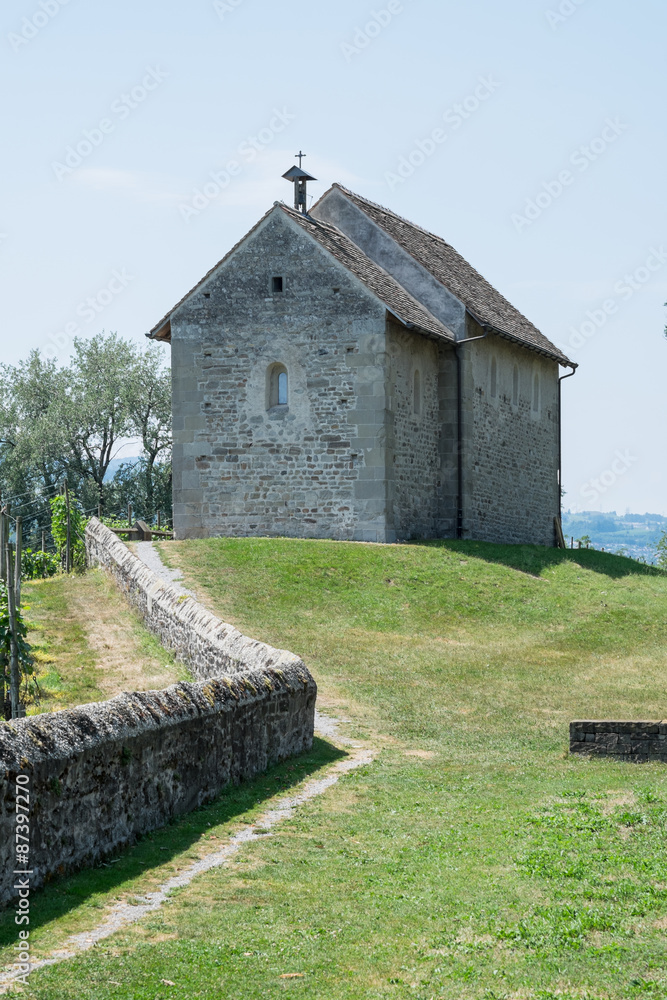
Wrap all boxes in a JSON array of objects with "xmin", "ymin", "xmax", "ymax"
[{"xmin": 562, "ymin": 510, "xmax": 667, "ymax": 564}]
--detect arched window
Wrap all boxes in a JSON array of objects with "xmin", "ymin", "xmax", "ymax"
[
  {"xmin": 490, "ymin": 357, "xmax": 497, "ymax": 399},
  {"xmin": 512, "ymin": 365, "xmax": 519, "ymax": 406},
  {"xmin": 413, "ymin": 369, "xmax": 421, "ymax": 416},
  {"xmin": 267, "ymin": 363, "xmax": 288, "ymax": 408},
  {"xmin": 532, "ymin": 373, "xmax": 540, "ymax": 412}
]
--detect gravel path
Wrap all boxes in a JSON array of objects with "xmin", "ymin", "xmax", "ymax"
[
  {"xmin": 0, "ymin": 716, "xmax": 374, "ymax": 993},
  {"xmin": 133, "ymin": 541, "xmax": 197, "ymax": 598}
]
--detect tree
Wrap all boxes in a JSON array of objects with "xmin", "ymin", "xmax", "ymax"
[
  {"xmin": 656, "ymin": 531, "xmax": 667, "ymax": 570},
  {"xmin": 105, "ymin": 459, "xmax": 173, "ymax": 525},
  {"xmin": 0, "ymin": 333, "xmax": 173, "ymax": 533},
  {"xmin": 57, "ymin": 333, "xmax": 136, "ymax": 498},
  {"xmin": 124, "ymin": 343, "xmax": 172, "ymax": 519},
  {"xmin": 0, "ymin": 352, "xmax": 70, "ymax": 500}
]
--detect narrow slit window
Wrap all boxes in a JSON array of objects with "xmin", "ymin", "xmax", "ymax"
[
  {"xmin": 268, "ymin": 363, "xmax": 289, "ymax": 408},
  {"xmin": 512, "ymin": 365, "xmax": 519, "ymax": 406},
  {"xmin": 490, "ymin": 358, "xmax": 497, "ymax": 398},
  {"xmin": 278, "ymin": 371, "xmax": 288, "ymax": 406},
  {"xmin": 413, "ymin": 369, "xmax": 422, "ymax": 416},
  {"xmin": 272, "ymin": 276, "xmax": 284, "ymax": 294}
]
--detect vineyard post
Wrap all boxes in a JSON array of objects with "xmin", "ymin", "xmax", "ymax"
[
  {"xmin": 0, "ymin": 507, "xmax": 6, "ymax": 585},
  {"xmin": 42, "ymin": 531, "xmax": 45, "ymax": 554},
  {"xmin": 64, "ymin": 481, "xmax": 71, "ymax": 574},
  {"xmin": 14, "ymin": 516, "xmax": 22, "ymax": 607},
  {"xmin": 0, "ymin": 516, "xmax": 5, "ymax": 713},
  {"xmin": 5, "ymin": 543, "xmax": 20, "ymax": 720},
  {"xmin": 128, "ymin": 503, "xmax": 132, "ymax": 527}
]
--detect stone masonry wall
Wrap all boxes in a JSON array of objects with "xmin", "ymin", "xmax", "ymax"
[
  {"xmin": 571, "ymin": 721, "xmax": 667, "ymax": 762},
  {"xmin": 0, "ymin": 666, "xmax": 316, "ymax": 906},
  {"xmin": 170, "ymin": 209, "xmax": 393, "ymax": 543},
  {"xmin": 465, "ymin": 326, "xmax": 560, "ymax": 546},
  {"xmin": 386, "ymin": 319, "xmax": 443, "ymax": 539},
  {"xmin": 0, "ymin": 521, "xmax": 316, "ymax": 904}
]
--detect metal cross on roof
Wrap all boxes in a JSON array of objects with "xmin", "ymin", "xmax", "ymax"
[{"xmin": 295, "ymin": 151, "xmax": 306, "ymax": 168}]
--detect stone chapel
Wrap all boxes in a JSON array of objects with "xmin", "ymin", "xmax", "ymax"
[{"xmin": 149, "ymin": 165, "xmax": 576, "ymax": 545}]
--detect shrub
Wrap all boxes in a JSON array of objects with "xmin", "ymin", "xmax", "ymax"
[
  {"xmin": 22, "ymin": 548, "xmax": 60, "ymax": 580},
  {"xmin": 0, "ymin": 580, "xmax": 38, "ymax": 715},
  {"xmin": 49, "ymin": 494, "xmax": 88, "ymax": 571}
]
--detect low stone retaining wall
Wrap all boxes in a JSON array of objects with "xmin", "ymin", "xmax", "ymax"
[
  {"xmin": 570, "ymin": 721, "xmax": 667, "ymax": 762},
  {"xmin": 0, "ymin": 520, "xmax": 317, "ymax": 905},
  {"xmin": 0, "ymin": 667, "xmax": 315, "ymax": 905},
  {"xmin": 85, "ymin": 518, "xmax": 301, "ymax": 681}
]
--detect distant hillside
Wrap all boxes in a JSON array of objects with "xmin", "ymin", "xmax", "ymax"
[
  {"xmin": 104, "ymin": 457, "xmax": 140, "ymax": 481},
  {"xmin": 562, "ymin": 510, "xmax": 667, "ymax": 563}
]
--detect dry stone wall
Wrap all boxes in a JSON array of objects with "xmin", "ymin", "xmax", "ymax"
[
  {"xmin": 570, "ymin": 721, "xmax": 667, "ymax": 762},
  {"xmin": 0, "ymin": 521, "xmax": 316, "ymax": 905}
]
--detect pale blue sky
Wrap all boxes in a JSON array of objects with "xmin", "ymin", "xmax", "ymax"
[{"xmin": 2, "ymin": 0, "xmax": 665, "ymax": 513}]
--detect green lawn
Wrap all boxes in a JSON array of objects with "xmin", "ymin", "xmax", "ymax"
[
  {"xmin": 5, "ymin": 538, "xmax": 667, "ymax": 999},
  {"xmin": 22, "ymin": 569, "xmax": 184, "ymax": 715}
]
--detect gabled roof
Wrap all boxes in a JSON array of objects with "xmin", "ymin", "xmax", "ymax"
[
  {"xmin": 278, "ymin": 205, "xmax": 452, "ymax": 341},
  {"xmin": 149, "ymin": 202, "xmax": 453, "ymax": 343},
  {"xmin": 319, "ymin": 184, "xmax": 572, "ymax": 366}
]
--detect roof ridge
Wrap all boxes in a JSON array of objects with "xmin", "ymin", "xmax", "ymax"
[
  {"xmin": 331, "ymin": 183, "xmax": 457, "ymax": 249},
  {"xmin": 326, "ymin": 184, "xmax": 572, "ymax": 366}
]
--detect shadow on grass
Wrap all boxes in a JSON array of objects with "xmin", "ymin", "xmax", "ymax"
[
  {"xmin": 0, "ymin": 738, "xmax": 344, "ymax": 945},
  {"xmin": 420, "ymin": 540, "xmax": 665, "ymax": 581}
]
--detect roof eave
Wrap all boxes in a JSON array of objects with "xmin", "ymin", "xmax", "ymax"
[
  {"xmin": 398, "ymin": 316, "xmax": 455, "ymax": 344},
  {"xmin": 467, "ymin": 311, "xmax": 576, "ymax": 369},
  {"xmin": 147, "ymin": 319, "xmax": 172, "ymax": 344}
]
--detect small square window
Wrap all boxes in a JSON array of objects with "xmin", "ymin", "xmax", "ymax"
[{"xmin": 272, "ymin": 276, "xmax": 284, "ymax": 294}]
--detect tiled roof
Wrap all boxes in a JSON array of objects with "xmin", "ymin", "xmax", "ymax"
[
  {"xmin": 326, "ymin": 185, "xmax": 572, "ymax": 365},
  {"xmin": 279, "ymin": 205, "xmax": 453, "ymax": 341}
]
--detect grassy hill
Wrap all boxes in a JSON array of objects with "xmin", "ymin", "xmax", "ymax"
[{"xmin": 4, "ymin": 539, "xmax": 667, "ymax": 999}]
